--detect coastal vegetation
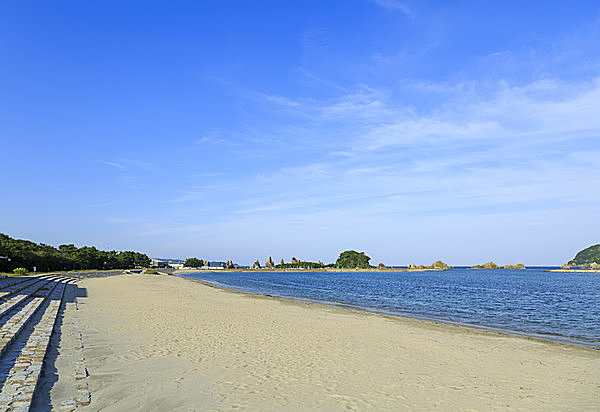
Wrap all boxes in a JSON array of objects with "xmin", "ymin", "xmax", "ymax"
[
  {"xmin": 335, "ymin": 250, "xmax": 371, "ymax": 269},
  {"xmin": 568, "ymin": 244, "xmax": 600, "ymax": 266},
  {"xmin": 248, "ymin": 251, "xmax": 373, "ymax": 270},
  {"xmin": 276, "ymin": 260, "xmax": 328, "ymax": 269},
  {"xmin": 184, "ymin": 257, "xmax": 206, "ymax": 268},
  {"xmin": 0, "ymin": 233, "xmax": 151, "ymax": 272}
]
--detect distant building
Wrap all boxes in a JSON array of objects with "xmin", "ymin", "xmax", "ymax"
[
  {"xmin": 150, "ymin": 258, "xmax": 186, "ymax": 268},
  {"xmin": 150, "ymin": 258, "xmax": 169, "ymax": 268},
  {"xmin": 209, "ymin": 261, "xmax": 226, "ymax": 268}
]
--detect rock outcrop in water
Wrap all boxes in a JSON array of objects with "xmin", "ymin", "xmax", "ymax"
[
  {"xmin": 503, "ymin": 264, "xmax": 526, "ymax": 269},
  {"xmin": 470, "ymin": 262, "xmax": 500, "ymax": 269},
  {"xmin": 265, "ymin": 257, "xmax": 275, "ymax": 269},
  {"xmin": 280, "ymin": 258, "xmax": 285, "ymax": 266},
  {"xmin": 431, "ymin": 260, "xmax": 450, "ymax": 270},
  {"xmin": 407, "ymin": 261, "xmax": 450, "ymax": 270},
  {"xmin": 291, "ymin": 257, "xmax": 299, "ymax": 264},
  {"xmin": 252, "ymin": 260, "xmax": 261, "ymax": 269},
  {"xmin": 377, "ymin": 263, "xmax": 387, "ymax": 270}
]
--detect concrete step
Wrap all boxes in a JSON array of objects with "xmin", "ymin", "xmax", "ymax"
[
  {"xmin": 0, "ymin": 275, "xmax": 54, "ymax": 300},
  {"xmin": 0, "ymin": 279, "xmax": 62, "ymax": 357},
  {"xmin": 0, "ymin": 279, "xmax": 68, "ymax": 411},
  {"xmin": 0, "ymin": 277, "xmax": 60, "ymax": 320},
  {"xmin": 0, "ymin": 276, "xmax": 44, "ymax": 288}
]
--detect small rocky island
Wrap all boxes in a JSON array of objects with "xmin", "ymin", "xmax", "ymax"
[
  {"xmin": 470, "ymin": 262, "xmax": 526, "ymax": 269},
  {"xmin": 503, "ymin": 264, "xmax": 526, "ymax": 269},
  {"xmin": 408, "ymin": 260, "xmax": 451, "ymax": 270}
]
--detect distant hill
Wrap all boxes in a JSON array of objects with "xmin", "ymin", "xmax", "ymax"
[{"xmin": 568, "ymin": 244, "xmax": 600, "ymax": 265}]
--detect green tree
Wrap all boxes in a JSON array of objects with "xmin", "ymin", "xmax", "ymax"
[
  {"xmin": 134, "ymin": 252, "xmax": 151, "ymax": 267},
  {"xmin": 184, "ymin": 257, "xmax": 203, "ymax": 267},
  {"xmin": 335, "ymin": 250, "xmax": 371, "ymax": 269},
  {"xmin": 117, "ymin": 251, "xmax": 136, "ymax": 268}
]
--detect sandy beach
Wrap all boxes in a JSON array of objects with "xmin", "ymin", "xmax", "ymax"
[{"xmin": 49, "ymin": 274, "xmax": 599, "ymax": 411}]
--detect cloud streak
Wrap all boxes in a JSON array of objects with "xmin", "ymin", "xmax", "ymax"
[
  {"xmin": 99, "ymin": 160, "xmax": 126, "ymax": 170},
  {"xmin": 211, "ymin": 76, "xmax": 600, "ymax": 229},
  {"xmin": 369, "ymin": 0, "xmax": 414, "ymax": 18}
]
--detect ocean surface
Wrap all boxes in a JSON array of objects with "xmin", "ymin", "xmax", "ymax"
[{"xmin": 177, "ymin": 268, "xmax": 600, "ymax": 346}]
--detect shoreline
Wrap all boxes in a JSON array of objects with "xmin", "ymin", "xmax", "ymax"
[
  {"xmin": 546, "ymin": 269, "xmax": 600, "ymax": 273},
  {"xmin": 172, "ymin": 267, "xmax": 445, "ymax": 274},
  {"xmin": 175, "ymin": 274, "xmax": 600, "ymax": 351}
]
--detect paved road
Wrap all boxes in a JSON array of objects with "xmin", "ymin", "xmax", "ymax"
[{"xmin": 59, "ymin": 270, "xmax": 134, "ymax": 279}]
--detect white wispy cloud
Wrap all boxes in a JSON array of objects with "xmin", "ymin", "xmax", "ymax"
[
  {"xmin": 159, "ymin": 72, "xmax": 600, "ymax": 263},
  {"xmin": 99, "ymin": 160, "xmax": 126, "ymax": 170},
  {"xmin": 297, "ymin": 67, "xmax": 350, "ymax": 92},
  {"xmin": 195, "ymin": 136, "xmax": 226, "ymax": 145},
  {"xmin": 106, "ymin": 217, "xmax": 132, "ymax": 224},
  {"xmin": 259, "ymin": 94, "xmax": 301, "ymax": 107},
  {"xmin": 369, "ymin": 0, "xmax": 414, "ymax": 18},
  {"xmin": 218, "ymin": 76, "xmax": 600, "ymax": 221},
  {"xmin": 319, "ymin": 87, "xmax": 390, "ymax": 120},
  {"xmin": 99, "ymin": 157, "xmax": 155, "ymax": 172}
]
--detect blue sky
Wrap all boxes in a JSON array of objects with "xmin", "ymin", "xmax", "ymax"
[{"xmin": 1, "ymin": 1, "xmax": 599, "ymax": 265}]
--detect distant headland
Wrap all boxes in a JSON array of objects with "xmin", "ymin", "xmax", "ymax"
[{"xmin": 547, "ymin": 244, "xmax": 600, "ymax": 272}]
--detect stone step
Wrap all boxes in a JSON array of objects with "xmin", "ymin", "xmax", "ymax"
[
  {"xmin": 0, "ymin": 276, "xmax": 44, "ymax": 287},
  {"xmin": 0, "ymin": 278, "xmax": 69, "ymax": 411},
  {"xmin": 0, "ymin": 279, "xmax": 62, "ymax": 357},
  {"xmin": 0, "ymin": 278, "xmax": 31, "ymax": 290},
  {"xmin": 0, "ymin": 275, "xmax": 53, "ymax": 300},
  {"xmin": 0, "ymin": 277, "xmax": 60, "ymax": 320}
]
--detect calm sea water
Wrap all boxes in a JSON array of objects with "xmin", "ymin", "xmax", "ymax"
[{"xmin": 177, "ymin": 268, "xmax": 600, "ymax": 346}]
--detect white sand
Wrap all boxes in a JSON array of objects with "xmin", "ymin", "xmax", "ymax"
[{"xmin": 55, "ymin": 274, "xmax": 599, "ymax": 411}]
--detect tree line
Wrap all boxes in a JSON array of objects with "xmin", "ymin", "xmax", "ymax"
[{"xmin": 0, "ymin": 233, "xmax": 151, "ymax": 273}]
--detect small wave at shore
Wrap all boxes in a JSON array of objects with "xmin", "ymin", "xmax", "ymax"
[{"xmin": 177, "ymin": 269, "xmax": 600, "ymax": 347}]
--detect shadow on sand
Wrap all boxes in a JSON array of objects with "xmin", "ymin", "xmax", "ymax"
[{"xmin": 30, "ymin": 282, "xmax": 86, "ymax": 410}]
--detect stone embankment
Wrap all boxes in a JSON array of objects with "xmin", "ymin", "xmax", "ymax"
[{"xmin": 0, "ymin": 274, "xmax": 89, "ymax": 411}]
